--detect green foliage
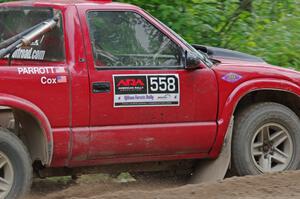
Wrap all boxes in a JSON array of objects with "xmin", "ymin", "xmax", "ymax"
[{"xmin": 120, "ymin": 0, "xmax": 300, "ymax": 69}]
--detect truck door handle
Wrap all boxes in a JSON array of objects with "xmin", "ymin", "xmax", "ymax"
[{"xmin": 92, "ymin": 82, "xmax": 111, "ymax": 93}]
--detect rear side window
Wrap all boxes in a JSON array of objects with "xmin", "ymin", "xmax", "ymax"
[
  {"xmin": 0, "ymin": 7, "xmax": 65, "ymax": 62},
  {"xmin": 87, "ymin": 11, "xmax": 183, "ymax": 68}
]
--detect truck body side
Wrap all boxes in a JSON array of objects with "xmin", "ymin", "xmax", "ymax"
[{"xmin": 1, "ymin": 0, "xmax": 300, "ymax": 172}]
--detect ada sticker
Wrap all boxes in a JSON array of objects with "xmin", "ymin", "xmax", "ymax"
[{"xmin": 113, "ymin": 74, "xmax": 180, "ymax": 107}]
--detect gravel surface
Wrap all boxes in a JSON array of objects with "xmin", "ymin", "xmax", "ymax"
[{"xmin": 26, "ymin": 171, "xmax": 300, "ymax": 199}]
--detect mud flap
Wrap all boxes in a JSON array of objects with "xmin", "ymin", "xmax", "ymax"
[{"xmin": 190, "ymin": 117, "xmax": 234, "ymax": 184}]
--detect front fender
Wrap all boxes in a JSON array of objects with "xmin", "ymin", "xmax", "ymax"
[
  {"xmin": 0, "ymin": 93, "xmax": 53, "ymax": 165},
  {"xmin": 209, "ymin": 78, "xmax": 300, "ymax": 158}
]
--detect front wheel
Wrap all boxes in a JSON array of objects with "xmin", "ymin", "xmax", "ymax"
[{"xmin": 232, "ymin": 102, "xmax": 300, "ymax": 176}]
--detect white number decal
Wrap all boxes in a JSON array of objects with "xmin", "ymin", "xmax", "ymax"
[
  {"xmin": 150, "ymin": 77, "xmax": 159, "ymax": 91},
  {"xmin": 149, "ymin": 76, "xmax": 177, "ymax": 92},
  {"xmin": 167, "ymin": 77, "xmax": 176, "ymax": 91},
  {"xmin": 159, "ymin": 77, "xmax": 167, "ymax": 91}
]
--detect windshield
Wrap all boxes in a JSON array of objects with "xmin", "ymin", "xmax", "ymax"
[{"xmin": 0, "ymin": 7, "xmax": 65, "ymax": 62}]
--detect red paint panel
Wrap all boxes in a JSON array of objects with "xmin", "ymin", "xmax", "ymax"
[
  {"xmin": 88, "ymin": 122, "xmax": 216, "ymax": 159},
  {"xmin": 87, "ymin": 69, "xmax": 218, "ymax": 126},
  {"xmin": 51, "ymin": 128, "xmax": 70, "ymax": 167},
  {"xmin": 0, "ymin": 66, "xmax": 70, "ymax": 128},
  {"xmin": 71, "ymin": 128, "xmax": 90, "ymax": 161}
]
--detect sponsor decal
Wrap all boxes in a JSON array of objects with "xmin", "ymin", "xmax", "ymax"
[
  {"xmin": 5, "ymin": 37, "xmax": 46, "ymax": 60},
  {"xmin": 113, "ymin": 74, "xmax": 180, "ymax": 107},
  {"xmin": 17, "ymin": 67, "xmax": 66, "ymax": 75},
  {"xmin": 5, "ymin": 48, "xmax": 46, "ymax": 60},
  {"xmin": 17, "ymin": 67, "xmax": 67, "ymax": 85},
  {"xmin": 40, "ymin": 75, "xmax": 67, "ymax": 85},
  {"xmin": 114, "ymin": 76, "xmax": 147, "ymax": 95},
  {"xmin": 222, "ymin": 72, "xmax": 242, "ymax": 83}
]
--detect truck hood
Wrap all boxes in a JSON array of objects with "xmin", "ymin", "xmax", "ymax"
[
  {"xmin": 192, "ymin": 45, "xmax": 300, "ymax": 86},
  {"xmin": 208, "ymin": 52, "xmax": 300, "ymax": 88},
  {"xmin": 192, "ymin": 44, "xmax": 266, "ymax": 64}
]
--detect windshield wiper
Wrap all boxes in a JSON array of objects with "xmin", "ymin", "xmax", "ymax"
[{"xmin": 0, "ymin": 15, "xmax": 59, "ymax": 58}]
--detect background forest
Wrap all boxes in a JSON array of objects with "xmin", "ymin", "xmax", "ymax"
[{"xmin": 1, "ymin": 0, "xmax": 300, "ymax": 69}]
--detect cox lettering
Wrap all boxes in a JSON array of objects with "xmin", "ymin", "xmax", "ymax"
[{"xmin": 41, "ymin": 76, "xmax": 57, "ymax": 85}]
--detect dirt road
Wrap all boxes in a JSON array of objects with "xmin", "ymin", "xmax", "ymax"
[{"xmin": 27, "ymin": 171, "xmax": 300, "ymax": 199}]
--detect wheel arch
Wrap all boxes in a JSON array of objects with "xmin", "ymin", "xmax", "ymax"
[
  {"xmin": 209, "ymin": 78, "xmax": 300, "ymax": 157},
  {"xmin": 233, "ymin": 90, "xmax": 300, "ymax": 119},
  {"xmin": 0, "ymin": 94, "xmax": 53, "ymax": 166}
]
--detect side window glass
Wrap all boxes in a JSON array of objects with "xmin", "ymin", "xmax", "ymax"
[
  {"xmin": 87, "ymin": 11, "xmax": 183, "ymax": 68},
  {"xmin": 0, "ymin": 7, "xmax": 65, "ymax": 62}
]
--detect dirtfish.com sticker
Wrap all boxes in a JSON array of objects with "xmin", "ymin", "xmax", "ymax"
[
  {"xmin": 5, "ymin": 37, "xmax": 46, "ymax": 60},
  {"xmin": 113, "ymin": 74, "xmax": 180, "ymax": 107},
  {"xmin": 5, "ymin": 48, "xmax": 45, "ymax": 60}
]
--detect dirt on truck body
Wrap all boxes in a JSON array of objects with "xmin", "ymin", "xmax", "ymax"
[{"xmin": 1, "ymin": 0, "xmax": 300, "ymax": 198}]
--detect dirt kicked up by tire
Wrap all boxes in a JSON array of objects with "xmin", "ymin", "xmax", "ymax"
[
  {"xmin": 232, "ymin": 102, "xmax": 300, "ymax": 176},
  {"xmin": 0, "ymin": 128, "xmax": 32, "ymax": 199}
]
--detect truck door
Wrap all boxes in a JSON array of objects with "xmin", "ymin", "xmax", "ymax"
[{"xmin": 79, "ymin": 9, "xmax": 218, "ymax": 160}]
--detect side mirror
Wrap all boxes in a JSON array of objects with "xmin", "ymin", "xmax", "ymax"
[{"xmin": 184, "ymin": 51, "xmax": 205, "ymax": 70}]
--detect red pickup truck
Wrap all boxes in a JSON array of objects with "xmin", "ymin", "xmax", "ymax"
[{"xmin": 1, "ymin": 0, "xmax": 300, "ymax": 198}]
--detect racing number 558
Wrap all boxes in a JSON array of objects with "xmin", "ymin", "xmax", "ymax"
[{"xmin": 148, "ymin": 76, "xmax": 178, "ymax": 93}]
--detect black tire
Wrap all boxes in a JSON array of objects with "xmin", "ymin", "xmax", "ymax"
[
  {"xmin": 0, "ymin": 128, "xmax": 32, "ymax": 199},
  {"xmin": 232, "ymin": 102, "xmax": 300, "ymax": 176}
]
